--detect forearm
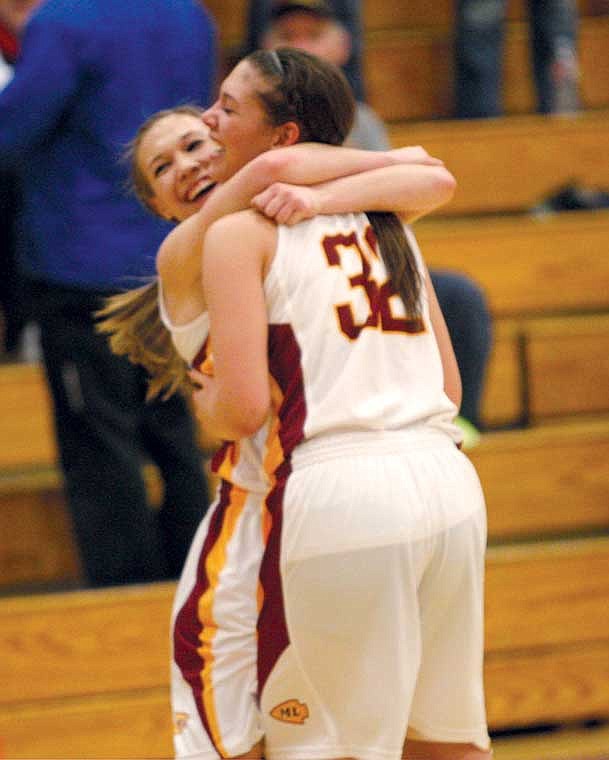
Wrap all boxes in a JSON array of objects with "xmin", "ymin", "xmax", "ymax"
[
  {"xmin": 313, "ymin": 164, "xmax": 457, "ymax": 221},
  {"xmin": 159, "ymin": 144, "xmax": 404, "ymax": 265},
  {"xmin": 206, "ymin": 143, "xmax": 402, "ymax": 214}
]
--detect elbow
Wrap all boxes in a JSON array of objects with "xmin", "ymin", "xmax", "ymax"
[
  {"xmin": 445, "ymin": 374, "xmax": 462, "ymax": 412},
  {"xmin": 222, "ymin": 383, "xmax": 271, "ymax": 438},
  {"xmin": 253, "ymin": 150, "xmax": 290, "ymax": 183},
  {"xmin": 226, "ymin": 401, "xmax": 270, "ymax": 439},
  {"xmin": 436, "ymin": 167, "xmax": 457, "ymax": 205}
]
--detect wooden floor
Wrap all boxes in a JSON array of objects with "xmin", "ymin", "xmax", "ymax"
[{"xmin": 493, "ymin": 723, "xmax": 609, "ymax": 760}]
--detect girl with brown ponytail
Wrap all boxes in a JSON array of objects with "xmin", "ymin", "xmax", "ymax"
[
  {"xmin": 190, "ymin": 48, "xmax": 491, "ymax": 760},
  {"xmin": 99, "ymin": 48, "xmax": 472, "ymax": 760}
]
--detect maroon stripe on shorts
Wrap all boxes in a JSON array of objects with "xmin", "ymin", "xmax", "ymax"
[
  {"xmin": 173, "ymin": 478, "xmax": 232, "ymax": 755},
  {"xmin": 257, "ymin": 324, "xmax": 307, "ymax": 696}
]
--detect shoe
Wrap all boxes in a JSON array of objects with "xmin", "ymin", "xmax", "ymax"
[{"xmin": 455, "ymin": 416, "xmax": 482, "ymax": 450}]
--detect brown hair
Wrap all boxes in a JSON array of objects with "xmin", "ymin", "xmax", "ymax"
[
  {"xmin": 246, "ymin": 48, "xmax": 355, "ymax": 146},
  {"xmin": 122, "ymin": 104, "xmax": 205, "ymax": 213},
  {"xmin": 248, "ymin": 48, "xmax": 422, "ymax": 317}
]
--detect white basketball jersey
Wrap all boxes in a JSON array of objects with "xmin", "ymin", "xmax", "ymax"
[
  {"xmin": 263, "ymin": 213, "xmax": 461, "ymax": 460},
  {"xmin": 159, "ymin": 286, "xmax": 272, "ymax": 493}
]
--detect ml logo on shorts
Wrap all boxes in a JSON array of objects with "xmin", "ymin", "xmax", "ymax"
[
  {"xmin": 270, "ymin": 699, "xmax": 309, "ymax": 725},
  {"xmin": 173, "ymin": 712, "xmax": 190, "ymax": 734}
]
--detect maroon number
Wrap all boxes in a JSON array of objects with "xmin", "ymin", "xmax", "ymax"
[{"xmin": 322, "ymin": 227, "xmax": 425, "ymax": 339}]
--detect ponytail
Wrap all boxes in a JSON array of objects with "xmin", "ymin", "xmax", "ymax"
[
  {"xmin": 95, "ymin": 280, "xmax": 191, "ymax": 401},
  {"xmin": 367, "ymin": 211, "xmax": 422, "ymax": 319}
]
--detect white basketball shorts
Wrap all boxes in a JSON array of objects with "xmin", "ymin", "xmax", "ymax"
[
  {"xmin": 259, "ymin": 430, "xmax": 491, "ymax": 760},
  {"xmin": 171, "ymin": 479, "xmax": 266, "ymax": 759}
]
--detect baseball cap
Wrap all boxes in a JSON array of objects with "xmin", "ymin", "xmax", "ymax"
[{"xmin": 269, "ymin": 0, "xmax": 335, "ymax": 21}]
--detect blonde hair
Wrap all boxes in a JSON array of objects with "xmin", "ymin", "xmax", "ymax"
[
  {"xmin": 96, "ymin": 105, "xmax": 206, "ymax": 400},
  {"xmin": 95, "ymin": 280, "xmax": 190, "ymax": 401}
]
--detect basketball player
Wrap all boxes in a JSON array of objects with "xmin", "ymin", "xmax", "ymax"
[
  {"xmin": 191, "ymin": 48, "xmax": 492, "ymax": 760},
  {"xmin": 101, "ymin": 50, "xmax": 475, "ymax": 760}
]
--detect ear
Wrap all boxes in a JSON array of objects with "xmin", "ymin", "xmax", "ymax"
[
  {"xmin": 261, "ymin": 29, "xmax": 276, "ymax": 49},
  {"xmin": 272, "ymin": 120, "xmax": 301, "ymax": 147},
  {"xmin": 332, "ymin": 24, "xmax": 351, "ymax": 68}
]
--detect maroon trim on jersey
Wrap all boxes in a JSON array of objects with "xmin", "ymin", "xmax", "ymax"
[
  {"xmin": 211, "ymin": 441, "xmax": 231, "ymax": 474},
  {"xmin": 0, "ymin": 23, "xmax": 18, "ymax": 63},
  {"xmin": 173, "ymin": 479, "xmax": 232, "ymax": 756},
  {"xmin": 191, "ymin": 335, "xmax": 210, "ymax": 373},
  {"xmin": 267, "ymin": 324, "xmax": 307, "ymax": 461},
  {"xmin": 257, "ymin": 324, "xmax": 307, "ymax": 696}
]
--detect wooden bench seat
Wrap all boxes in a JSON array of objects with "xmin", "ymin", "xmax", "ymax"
[
  {"xmin": 389, "ymin": 111, "xmax": 609, "ymax": 216},
  {"xmin": 2, "ymin": 376, "xmax": 609, "ymax": 589},
  {"xmin": 471, "ymin": 418, "xmax": 609, "ymax": 540},
  {"xmin": 418, "ymin": 210, "xmax": 609, "ymax": 317},
  {"xmin": 0, "ymin": 362, "xmax": 56, "ymax": 469},
  {"xmin": 20, "ymin": 411, "xmax": 607, "ymax": 591},
  {"xmin": 0, "ymin": 689, "xmax": 173, "ymax": 760},
  {"xmin": 478, "ymin": 313, "xmax": 609, "ymax": 426},
  {"xmin": 526, "ymin": 314, "xmax": 609, "ymax": 420},
  {"xmin": 485, "ymin": 313, "xmax": 609, "ymax": 427},
  {"xmin": 484, "ymin": 537, "xmax": 609, "ymax": 729},
  {"xmin": 2, "ymin": 536, "xmax": 609, "ymax": 757},
  {"xmin": 0, "ymin": 467, "xmax": 81, "ymax": 587}
]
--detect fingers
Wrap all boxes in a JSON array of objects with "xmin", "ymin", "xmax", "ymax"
[
  {"xmin": 252, "ymin": 183, "xmax": 315, "ymax": 226},
  {"xmin": 253, "ymin": 186, "xmax": 284, "ymax": 218}
]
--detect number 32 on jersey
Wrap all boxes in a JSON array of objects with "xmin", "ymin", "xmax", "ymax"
[{"xmin": 322, "ymin": 226, "xmax": 425, "ymax": 340}]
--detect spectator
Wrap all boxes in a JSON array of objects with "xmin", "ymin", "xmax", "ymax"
[
  {"xmin": 261, "ymin": 0, "xmax": 493, "ymax": 436},
  {"xmin": 0, "ymin": 0, "xmax": 217, "ymax": 588},
  {"xmin": 455, "ymin": 0, "xmax": 580, "ymax": 118},
  {"xmin": 0, "ymin": 0, "xmax": 40, "ymax": 357},
  {"xmin": 245, "ymin": 0, "xmax": 366, "ymax": 100}
]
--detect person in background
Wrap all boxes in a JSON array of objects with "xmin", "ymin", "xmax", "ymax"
[
  {"xmin": 0, "ymin": 0, "xmax": 217, "ymax": 588},
  {"xmin": 261, "ymin": 0, "xmax": 493, "ymax": 439},
  {"xmin": 98, "ymin": 70, "xmax": 461, "ymax": 756},
  {"xmin": 0, "ymin": 0, "xmax": 40, "ymax": 357},
  {"xmin": 454, "ymin": 0, "xmax": 580, "ymax": 118},
  {"xmin": 192, "ymin": 47, "xmax": 491, "ymax": 760},
  {"xmin": 245, "ymin": 0, "xmax": 366, "ymax": 100}
]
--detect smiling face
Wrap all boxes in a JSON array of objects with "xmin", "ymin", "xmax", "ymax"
[
  {"xmin": 202, "ymin": 60, "xmax": 286, "ymax": 184},
  {"xmin": 136, "ymin": 112, "xmax": 217, "ymax": 222}
]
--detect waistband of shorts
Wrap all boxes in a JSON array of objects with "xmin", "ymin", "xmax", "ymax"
[{"xmin": 291, "ymin": 428, "xmax": 456, "ymax": 469}]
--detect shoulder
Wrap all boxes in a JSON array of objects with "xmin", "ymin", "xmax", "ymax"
[{"xmin": 206, "ymin": 209, "xmax": 277, "ymax": 251}]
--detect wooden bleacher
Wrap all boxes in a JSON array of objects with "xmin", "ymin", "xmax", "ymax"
[
  {"xmin": 1, "ymin": 529, "xmax": 609, "ymax": 757},
  {"xmin": 204, "ymin": 0, "xmax": 609, "ymax": 121},
  {"xmin": 206, "ymin": 0, "xmax": 609, "ymax": 46},
  {"xmin": 2, "ymin": 1, "xmax": 609, "ymax": 757},
  {"xmin": 390, "ymin": 112, "xmax": 609, "ymax": 216},
  {"xmin": 365, "ymin": 15, "xmax": 609, "ymax": 121},
  {"xmin": 416, "ymin": 210, "xmax": 609, "ymax": 427}
]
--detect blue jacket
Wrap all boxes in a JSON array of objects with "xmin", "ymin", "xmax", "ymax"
[{"xmin": 0, "ymin": 0, "xmax": 216, "ymax": 290}]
